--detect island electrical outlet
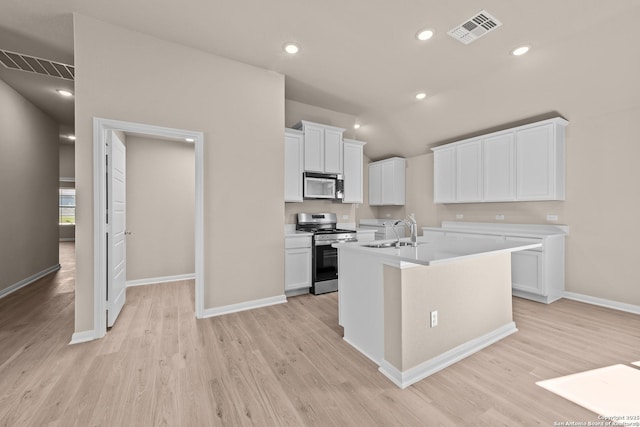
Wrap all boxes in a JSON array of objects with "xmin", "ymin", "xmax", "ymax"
[{"xmin": 430, "ymin": 310, "xmax": 438, "ymax": 328}]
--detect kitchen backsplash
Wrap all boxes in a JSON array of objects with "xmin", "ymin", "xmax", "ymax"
[{"xmin": 285, "ymin": 199, "xmax": 357, "ymax": 224}]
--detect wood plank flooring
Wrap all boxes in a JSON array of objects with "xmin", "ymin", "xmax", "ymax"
[{"xmin": 1, "ymin": 242, "xmax": 639, "ymax": 426}]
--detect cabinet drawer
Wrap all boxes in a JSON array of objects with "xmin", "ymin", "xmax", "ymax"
[
  {"xmin": 285, "ymin": 236, "xmax": 312, "ymax": 249},
  {"xmin": 506, "ymin": 236, "xmax": 543, "ymax": 251}
]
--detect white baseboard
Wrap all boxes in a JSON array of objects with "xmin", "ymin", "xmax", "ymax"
[
  {"xmin": 200, "ymin": 295, "xmax": 287, "ymax": 319},
  {"xmin": 69, "ymin": 330, "xmax": 96, "ymax": 345},
  {"xmin": 59, "ymin": 238, "xmax": 75, "ymax": 242},
  {"xmin": 0, "ymin": 264, "xmax": 61, "ymax": 300},
  {"xmin": 563, "ymin": 292, "xmax": 640, "ymax": 315},
  {"xmin": 379, "ymin": 322, "xmax": 518, "ymax": 389},
  {"xmin": 126, "ymin": 273, "xmax": 195, "ymax": 287}
]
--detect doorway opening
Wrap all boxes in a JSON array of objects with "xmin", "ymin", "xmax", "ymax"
[{"xmin": 93, "ymin": 118, "xmax": 204, "ymax": 339}]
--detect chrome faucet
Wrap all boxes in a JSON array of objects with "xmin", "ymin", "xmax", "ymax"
[
  {"xmin": 392, "ymin": 214, "xmax": 418, "ymax": 247},
  {"xmin": 392, "ymin": 220, "xmax": 403, "ymax": 247},
  {"xmin": 407, "ymin": 214, "xmax": 418, "ymax": 246}
]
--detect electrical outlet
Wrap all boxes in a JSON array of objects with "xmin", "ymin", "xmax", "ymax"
[
  {"xmin": 342, "ymin": 214, "xmax": 349, "ymax": 220},
  {"xmin": 456, "ymin": 213, "xmax": 464, "ymax": 219},
  {"xmin": 546, "ymin": 215, "xmax": 558, "ymax": 221},
  {"xmin": 495, "ymin": 214, "xmax": 505, "ymax": 220},
  {"xmin": 430, "ymin": 310, "xmax": 438, "ymax": 328}
]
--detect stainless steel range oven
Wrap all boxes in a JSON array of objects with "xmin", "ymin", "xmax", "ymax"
[{"xmin": 296, "ymin": 213, "xmax": 357, "ymax": 295}]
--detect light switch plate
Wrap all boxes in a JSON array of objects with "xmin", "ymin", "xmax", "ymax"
[
  {"xmin": 495, "ymin": 214, "xmax": 505, "ymax": 220},
  {"xmin": 546, "ymin": 215, "xmax": 558, "ymax": 221}
]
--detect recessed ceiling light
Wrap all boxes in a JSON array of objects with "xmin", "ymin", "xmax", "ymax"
[
  {"xmin": 354, "ymin": 123, "xmax": 361, "ymax": 129},
  {"xmin": 283, "ymin": 43, "xmax": 300, "ymax": 55},
  {"xmin": 416, "ymin": 29, "xmax": 435, "ymax": 41},
  {"xmin": 185, "ymin": 137, "xmax": 195, "ymax": 142},
  {"xmin": 415, "ymin": 92, "xmax": 427, "ymax": 100},
  {"xmin": 56, "ymin": 89, "xmax": 73, "ymax": 97},
  {"xmin": 511, "ymin": 45, "xmax": 530, "ymax": 56}
]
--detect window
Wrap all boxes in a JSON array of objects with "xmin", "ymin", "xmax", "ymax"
[{"xmin": 59, "ymin": 188, "xmax": 76, "ymax": 225}]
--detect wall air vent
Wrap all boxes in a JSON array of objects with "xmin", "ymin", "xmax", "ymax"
[
  {"xmin": 447, "ymin": 10, "xmax": 502, "ymax": 45},
  {"xmin": 0, "ymin": 49, "xmax": 74, "ymax": 81}
]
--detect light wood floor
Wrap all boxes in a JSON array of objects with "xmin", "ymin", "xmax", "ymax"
[{"xmin": 1, "ymin": 242, "xmax": 639, "ymax": 426}]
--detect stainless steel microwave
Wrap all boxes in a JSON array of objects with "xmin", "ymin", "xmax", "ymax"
[{"xmin": 303, "ymin": 172, "xmax": 344, "ymax": 200}]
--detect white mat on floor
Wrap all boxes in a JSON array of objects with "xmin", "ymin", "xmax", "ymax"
[{"xmin": 537, "ymin": 364, "xmax": 640, "ymax": 422}]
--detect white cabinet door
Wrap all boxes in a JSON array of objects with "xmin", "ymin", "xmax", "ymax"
[
  {"xmin": 381, "ymin": 160, "xmax": 396, "ymax": 204},
  {"xmin": 368, "ymin": 162, "xmax": 382, "ymax": 205},
  {"xmin": 343, "ymin": 140, "xmax": 365, "ymax": 204},
  {"xmin": 516, "ymin": 123, "xmax": 556, "ymax": 200},
  {"xmin": 303, "ymin": 123, "xmax": 324, "ymax": 173},
  {"xmin": 284, "ymin": 129, "xmax": 304, "ymax": 202},
  {"xmin": 324, "ymin": 128, "xmax": 343, "ymax": 174},
  {"xmin": 456, "ymin": 140, "xmax": 482, "ymax": 202},
  {"xmin": 433, "ymin": 147, "xmax": 456, "ymax": 203},
  {"xmin": 369, "ymin": 158, "xmax": 405, "ymax": 205},
  {"xmin": 285, "ymin": 248, "xmax": 312, "ymax": 291},
  {"xmin": 483, "ymin": 132, "xmax": 515, "ymax": 201},
  {"xmin": 511, "ymin": 250, "xmax": 544, "ymax": 295}
]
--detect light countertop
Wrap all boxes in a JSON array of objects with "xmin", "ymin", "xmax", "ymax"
[
  {"xmin": 333, "ymin": 235, "xmax": 541, "ymax": 266},
  {"xmin": 423, "ymin": 221, "xmax": 569, "ymax": 238}
]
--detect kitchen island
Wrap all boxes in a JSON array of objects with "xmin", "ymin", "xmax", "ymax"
[{"xmin": 333, "ymin": 235, "xmax": 541, "ymax": 389}]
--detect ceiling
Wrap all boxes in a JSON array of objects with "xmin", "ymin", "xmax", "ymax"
[{"xmin": 1, "ymin": 1, "xmax": 638, "ymax": 158}]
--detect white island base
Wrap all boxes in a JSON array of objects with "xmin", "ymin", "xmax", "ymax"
[{"xmin": 337, "ymin": 238, "xmax": 537, "ymax": 389}]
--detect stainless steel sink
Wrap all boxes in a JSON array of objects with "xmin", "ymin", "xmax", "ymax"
[{"xmin": 362, "ymin": 241, "xmax": 422, "ymax": 248}]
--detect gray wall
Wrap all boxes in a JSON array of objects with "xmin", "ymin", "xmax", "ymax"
[
  {"xmin": 0, "ymin": 78, "xmax": 59, "ymax": 294},
  {"xmin": 125, "ymin": 135, "xmax": 194, "ymax": 282}
]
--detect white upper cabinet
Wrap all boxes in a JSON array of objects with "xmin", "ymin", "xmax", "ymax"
[
  {"xmin": 324, "ymin": 128, "xmax": 344, "ymax": 174},
  {"xmin": 432, "ymin": 117, "xmax": 568, "ymax": 204},
  {"xmin": 456, "ymin": 140, "xmax": 483, "ymax": 202},
  {"xmin": 516, "ymin": 122, "xmax": 566, "ymax": 200},
  {"xmin": 343, "ymin": 139, "xmax": 366, "ymax": 204},
  {"xmin": 293, "ymin": 120, "xmax": 345, "ymax": 174},
  {"xmin": 483, "ymin": 132, "xmax": 515, "ymax": 201},
  {"xmin": 433, "ymin": 146, "xmax": 456, "ymax": 203},
  {"xmin": 369, "ymin": 157, "xmax": 406, "ymax": 206},
  {"xmin": 368, "ymin": 162, "xmax": 382, "ymax": 205},
  {"xmin": 284, "ymin": 128, "xmax": 304, "ymax": 202}
]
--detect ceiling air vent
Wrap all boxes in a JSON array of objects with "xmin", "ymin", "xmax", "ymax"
[
  {"xmin": 447, "ymin": 10, "xmax": 502, "ymax": 45},
  {"xmin": 0, "ymin": 49, "xmax": 74, "ymax": 81}
]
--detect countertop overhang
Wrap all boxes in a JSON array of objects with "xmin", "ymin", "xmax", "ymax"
[{"xmin": 333, "ymin": 235, "xmax": 541, "ymax": 267}]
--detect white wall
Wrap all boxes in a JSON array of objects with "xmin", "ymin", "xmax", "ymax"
[
  {"xmin": 73, "ymin": 15, "xmax": 285, "ymax": 333},
  {"xmin": 125, "ymin": 135, "xmax": 194, "ymax": 282},
  {"xmin": 0, "ymin": 78, "xmax": 59, "ymax": 293}
]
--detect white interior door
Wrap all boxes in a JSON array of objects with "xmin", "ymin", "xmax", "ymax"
[{"xmin": 107, "ymin": 130, "xmax": 127, "ymax": 327}]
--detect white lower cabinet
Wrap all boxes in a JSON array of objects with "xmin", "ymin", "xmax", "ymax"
[
  {"xmin": 422, "ymin": 222, "xmax": 567, "ymax": 304},
  {"xmin": 510, "ymin": 250, "xmax": 543, "ymax": 295},
  {"xmin": 285, "ymin": 235, "xmax": 312, "ymax": 294}
]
